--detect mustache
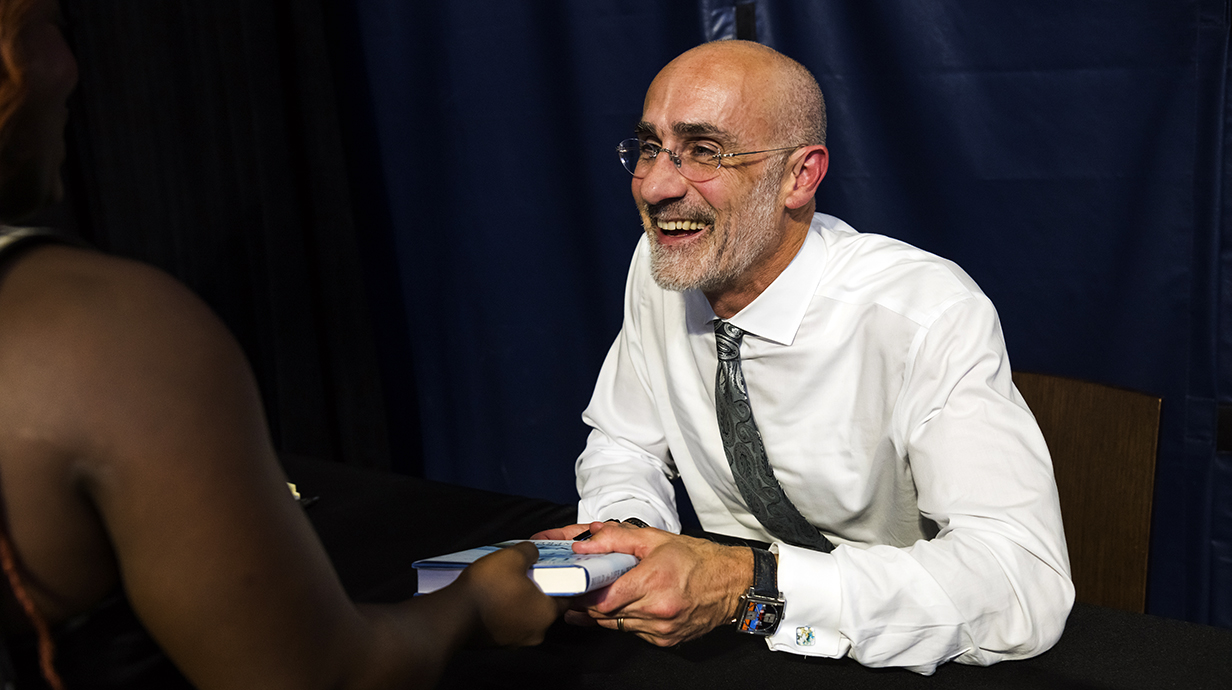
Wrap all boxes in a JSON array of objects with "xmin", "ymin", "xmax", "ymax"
[{"xmin": 644, "ymin": 200, "xmax": 716, "ymax": 226}]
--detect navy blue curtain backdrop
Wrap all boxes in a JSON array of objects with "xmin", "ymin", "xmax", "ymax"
[
  {"xmin": 339, "ymin": 0, "xmax": 704, "ymax": 497},
  {"xmin": 337, "ymin": 1, "xmax": 1231, "ymax": 628}
]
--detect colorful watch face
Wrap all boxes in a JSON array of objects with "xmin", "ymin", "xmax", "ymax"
[{"xmin": 737, "ymin": 597, "xmax": 782, "ymax": 634}]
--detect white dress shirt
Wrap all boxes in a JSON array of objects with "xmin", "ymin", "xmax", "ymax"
[{"xmin": 576, "ymin": 213, "xmax": 1074, "ymax": 673}]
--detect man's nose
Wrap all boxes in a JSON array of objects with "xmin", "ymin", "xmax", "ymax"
[{"xmin": 635, "ymin": 152, "xmax": 689, "ymax": 205}]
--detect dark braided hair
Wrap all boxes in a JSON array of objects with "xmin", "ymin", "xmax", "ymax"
[
  {"xmin": 0, "ymin": 524, "xmax": 63, "ymax": 689},
  {"xmin": 0, "ymin": 2, "xmax": 67, "ymax": 680},
  {"xmin": 0, "ymin": 0, "xmax": 37, "ymax": 151}
]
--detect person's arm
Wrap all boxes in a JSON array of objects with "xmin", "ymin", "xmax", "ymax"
[
  {"xmin": 573, "ymin": 243, "xmax": 682, "ymax": 533},
  {"xmin": 569, "ymin": 296, "xmax": 1073, "ymax": 672},
  {"xmin": 535, "ymin": 328, "xmax": 683, "ymax": 538},
  {"xmin": 4, "ymin": 246, "xmax": 562, "ymax": 689},
  {"xmin": 769, "ymin": 295, "xmax": 1073, "ymax": 672},
  {"xmin": 574, "ymin": 332, "xmax": 681, "ymax": 532}
]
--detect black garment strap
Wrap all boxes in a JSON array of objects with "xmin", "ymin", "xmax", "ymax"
[{"xmin": 0, "ymin": 226, "xmax": 86, "ymax": 274}]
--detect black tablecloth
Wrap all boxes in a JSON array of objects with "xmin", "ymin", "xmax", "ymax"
[
  {"xmin": 282, "ymin": 455, "xmax": 1232, "ymax": 690},
  {"xmin": 283, "ymin": 454, "xmax": 576, "ymax": 602}
]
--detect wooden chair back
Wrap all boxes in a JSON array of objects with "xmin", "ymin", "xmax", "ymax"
[{"xmin": 1011, "ymin": 371, "xmax": 1160, "ymax": 613}]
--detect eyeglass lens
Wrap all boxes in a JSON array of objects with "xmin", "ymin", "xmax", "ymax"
[{"xmin": 617, "ymin": 138, "xmax": 723, "ymax": 182}]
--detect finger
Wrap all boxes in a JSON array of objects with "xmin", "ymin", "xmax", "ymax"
[
  {"xmin": 530, "ymin": 526, "xmax": 571, "ymax": 540},
  {"xmin": 532, "ymin": 588, "xmax": 571, "ymax": 628},
  {"xmin": 530, "ymin": 527, "xmax": 571, "ymax": 540},
  {"xmin": 582, "ymin": 569, "xmax": 649, "ymax": 615},
  {"xmin": 571, "ymin": 523, "xmax": 660, "ymax": 557},
  {"xmin": 500, "ymin": 540, "xmax": 541, "ymax": 568},
  {"xmin": 571, "ymin": 558, "xmax": 647, "ymax": 611},
  {"xmin": 587, "ymin": 609, "xmax": 635, "ymax": 632},
  {"xmin": 462, "ymin": 540, "xmax": 537, "ymax": 581},
  {"xmin": 563, "ymin": 609, "xmax": 600, "ymax": 627},
  {"xmin": 594, "ymin": 616, "xmax": 621, "ymax": 631},
  {"xmin": 513, "ymin": 592, "xmax": 565, "ymax": 646},
  {"xmin": 569, "ymin": 521, "xmax": 615, "ymax": 543},
  {"xmin": 595, "ymin": 615, "xmax": 663, "ymax": 641},
  {"xmin": 575, "ymin": 523, "xmax": 606, "ymax": 539},
  {"xmin": 531, "ymin": 523, "xmax": 590, "ymax": 540},
  {"xmin": 620, "ymin": 618, "xmax": 682, "ymax": 647}
]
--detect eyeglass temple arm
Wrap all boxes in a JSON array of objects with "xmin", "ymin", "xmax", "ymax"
[{"xmin": 718, "ymin": 144, "xmax": 807, "ymax": 160}]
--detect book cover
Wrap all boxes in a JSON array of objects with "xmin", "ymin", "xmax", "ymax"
[{"xmin": 413, "ymin": 540, "xmax": 638, "ymax": 596}]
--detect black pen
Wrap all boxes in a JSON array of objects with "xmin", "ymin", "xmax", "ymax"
[{"xmin": 574, "ymin": 517, "xmax": 648, "ymax": 541}]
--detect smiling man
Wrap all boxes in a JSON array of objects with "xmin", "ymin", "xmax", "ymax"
[{"xmin": 541, "ymin": 40, "xmax": 1073, "ymax": 673}]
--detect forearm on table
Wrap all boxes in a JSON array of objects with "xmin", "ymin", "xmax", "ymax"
[
  {"xmin": 767, "ymin": 530, "xmax": 1072, "ymax": 672},
  {"xmin": 893, "ymin": 529, "xmax": 1073, "ymax": 661}
]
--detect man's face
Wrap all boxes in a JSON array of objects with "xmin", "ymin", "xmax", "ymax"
[{"xmin": 631, "ymin": 61, "xmax": 788, "ymax": 294}]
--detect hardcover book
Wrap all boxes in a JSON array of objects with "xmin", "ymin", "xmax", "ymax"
[{"xmin": 413, "ymin": 540, "xmax": 638, "ymax": 596}]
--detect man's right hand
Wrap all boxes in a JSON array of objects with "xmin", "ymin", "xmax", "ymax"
[
  {"xmin": 563, "ymin": 523, "xmax": 754, "ymax": 647},
  {"xmin": 530, "ymin": 523, "xmax": 593, "ymax": 540}
]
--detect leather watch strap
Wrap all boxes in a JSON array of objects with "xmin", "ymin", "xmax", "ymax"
[
  {"xmin": 732, "ymin": 547, "xmax": 785, "ymax": 635},
  {"xmin": 750, "ymin": 547, "xmax": 778, "ymax": 597}
]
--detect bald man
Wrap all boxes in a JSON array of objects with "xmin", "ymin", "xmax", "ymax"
[{"xmin": 536, "ymin": 41, "xmax": 1072, "ymax": 673}]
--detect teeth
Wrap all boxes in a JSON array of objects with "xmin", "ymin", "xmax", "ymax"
[{"xmin": 657, "ymin": 220, "xmax": 704, "ymax": 231}]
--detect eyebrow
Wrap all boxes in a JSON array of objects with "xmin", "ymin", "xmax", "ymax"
[{"xmin": 635, "ymin": 120, "xmax": 737, "ymax": 147}]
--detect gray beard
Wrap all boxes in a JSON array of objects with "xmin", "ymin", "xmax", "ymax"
[{"xmin": 646, "ymin": 165, "xmax": 782, "ymax": 293}]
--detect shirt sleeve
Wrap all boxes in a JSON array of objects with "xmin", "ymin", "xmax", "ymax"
[
  {"xmin": 764, "ymin": 295, "xmax": 1074, "ymax": 673},
  {"xmin": 574, "ymin": 246, "xmax": 682, "ymax": 532},
  {"xmin": 575, "ymin": 326, "xmax": 682, "ymax": 532}
]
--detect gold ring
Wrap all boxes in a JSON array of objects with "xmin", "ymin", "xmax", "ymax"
[{"xmin": 617, "ymin": 617, "xmax": 625, "ymax": 633}]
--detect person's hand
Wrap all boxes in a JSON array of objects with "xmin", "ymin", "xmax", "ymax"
[
  {"xmin": 569, "ymin": 523, "xmax": 754, "ymax": 646},
  {"xmin": 452, "ymin": 541, "xmax": 569, "ymax": 647},
  {"xmin": 530, "ymin": 523, "xmax": 592, "ymax": 540}
]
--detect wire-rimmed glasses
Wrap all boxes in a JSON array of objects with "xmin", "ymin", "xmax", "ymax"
[{"xmin": 616, "ymin": 138, "xmax": 804, "ymax": 182}]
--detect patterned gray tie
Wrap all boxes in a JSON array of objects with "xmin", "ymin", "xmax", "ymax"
[{"xmin": 714, "ymin": 320, "xmax": 835, "ymax": 552}]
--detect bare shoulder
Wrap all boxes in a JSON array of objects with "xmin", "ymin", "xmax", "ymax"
[
  {"xmin": 0, "ymin": 243, "xmax": 231, "ymax": 353},
  {"xmin": 0, "ymin": 244, "xmax": 263, "ymax": 468},
  {"xmin": 0, "ymin": 245, "xmax": 274, "ymax": 621}
]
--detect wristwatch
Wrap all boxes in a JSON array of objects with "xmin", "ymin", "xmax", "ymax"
[{"xmin": 732, "ymin": 547, "xmax": 785, "ymax": 635}]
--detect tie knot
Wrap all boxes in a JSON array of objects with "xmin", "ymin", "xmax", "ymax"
[{"xmin": 714, "ymin": 321, "xmax": 745, "ymax": 361}]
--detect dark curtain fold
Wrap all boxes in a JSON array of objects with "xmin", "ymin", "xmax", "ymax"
[
  {"xmin": 57, "ymin": 0, "xmax": 394, "ymax": 470},
  {"xmin": 1218, "ymin": 1, "xmax": 1232, "ymax": 635}
]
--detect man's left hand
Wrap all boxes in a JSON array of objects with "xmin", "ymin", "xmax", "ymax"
[{"xmin": 568, "ymin": 522, "xmax": 754, "ymax": 646}]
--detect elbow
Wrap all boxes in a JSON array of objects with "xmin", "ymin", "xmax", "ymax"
[
  {"xmin": 956, "ymin": 565, "xmax": 1075, "ymax": 668},
  {"xmin": 993, "ymin": 565, "xmax": 1076, "ymax": 663},
  {"xmin": 1029, "ymin": 568, "xmax": 1075, "ymax": 657}
]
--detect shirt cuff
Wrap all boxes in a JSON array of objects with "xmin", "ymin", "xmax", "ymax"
[
  {"xmin": 765, "ymin": 543, "xmax": 847, "ymax": 657},
  {"xmin": 577, "ymin": 498, "xmax": 680, "ymax": 532}
]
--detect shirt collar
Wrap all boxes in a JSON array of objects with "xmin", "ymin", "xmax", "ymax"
[{"xmin": 684, "ymin": 214, "xmax": 829, "ymax": 346}]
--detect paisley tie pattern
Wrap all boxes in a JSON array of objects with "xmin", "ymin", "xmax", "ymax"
[{"xmin": 714, "ymin": 321, "xmax": 835, "ymax": 552}]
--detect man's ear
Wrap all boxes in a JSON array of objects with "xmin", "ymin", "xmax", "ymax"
[{"xmin": 783, "ymin": 146, "xmax": 828, "ymax": 210}]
